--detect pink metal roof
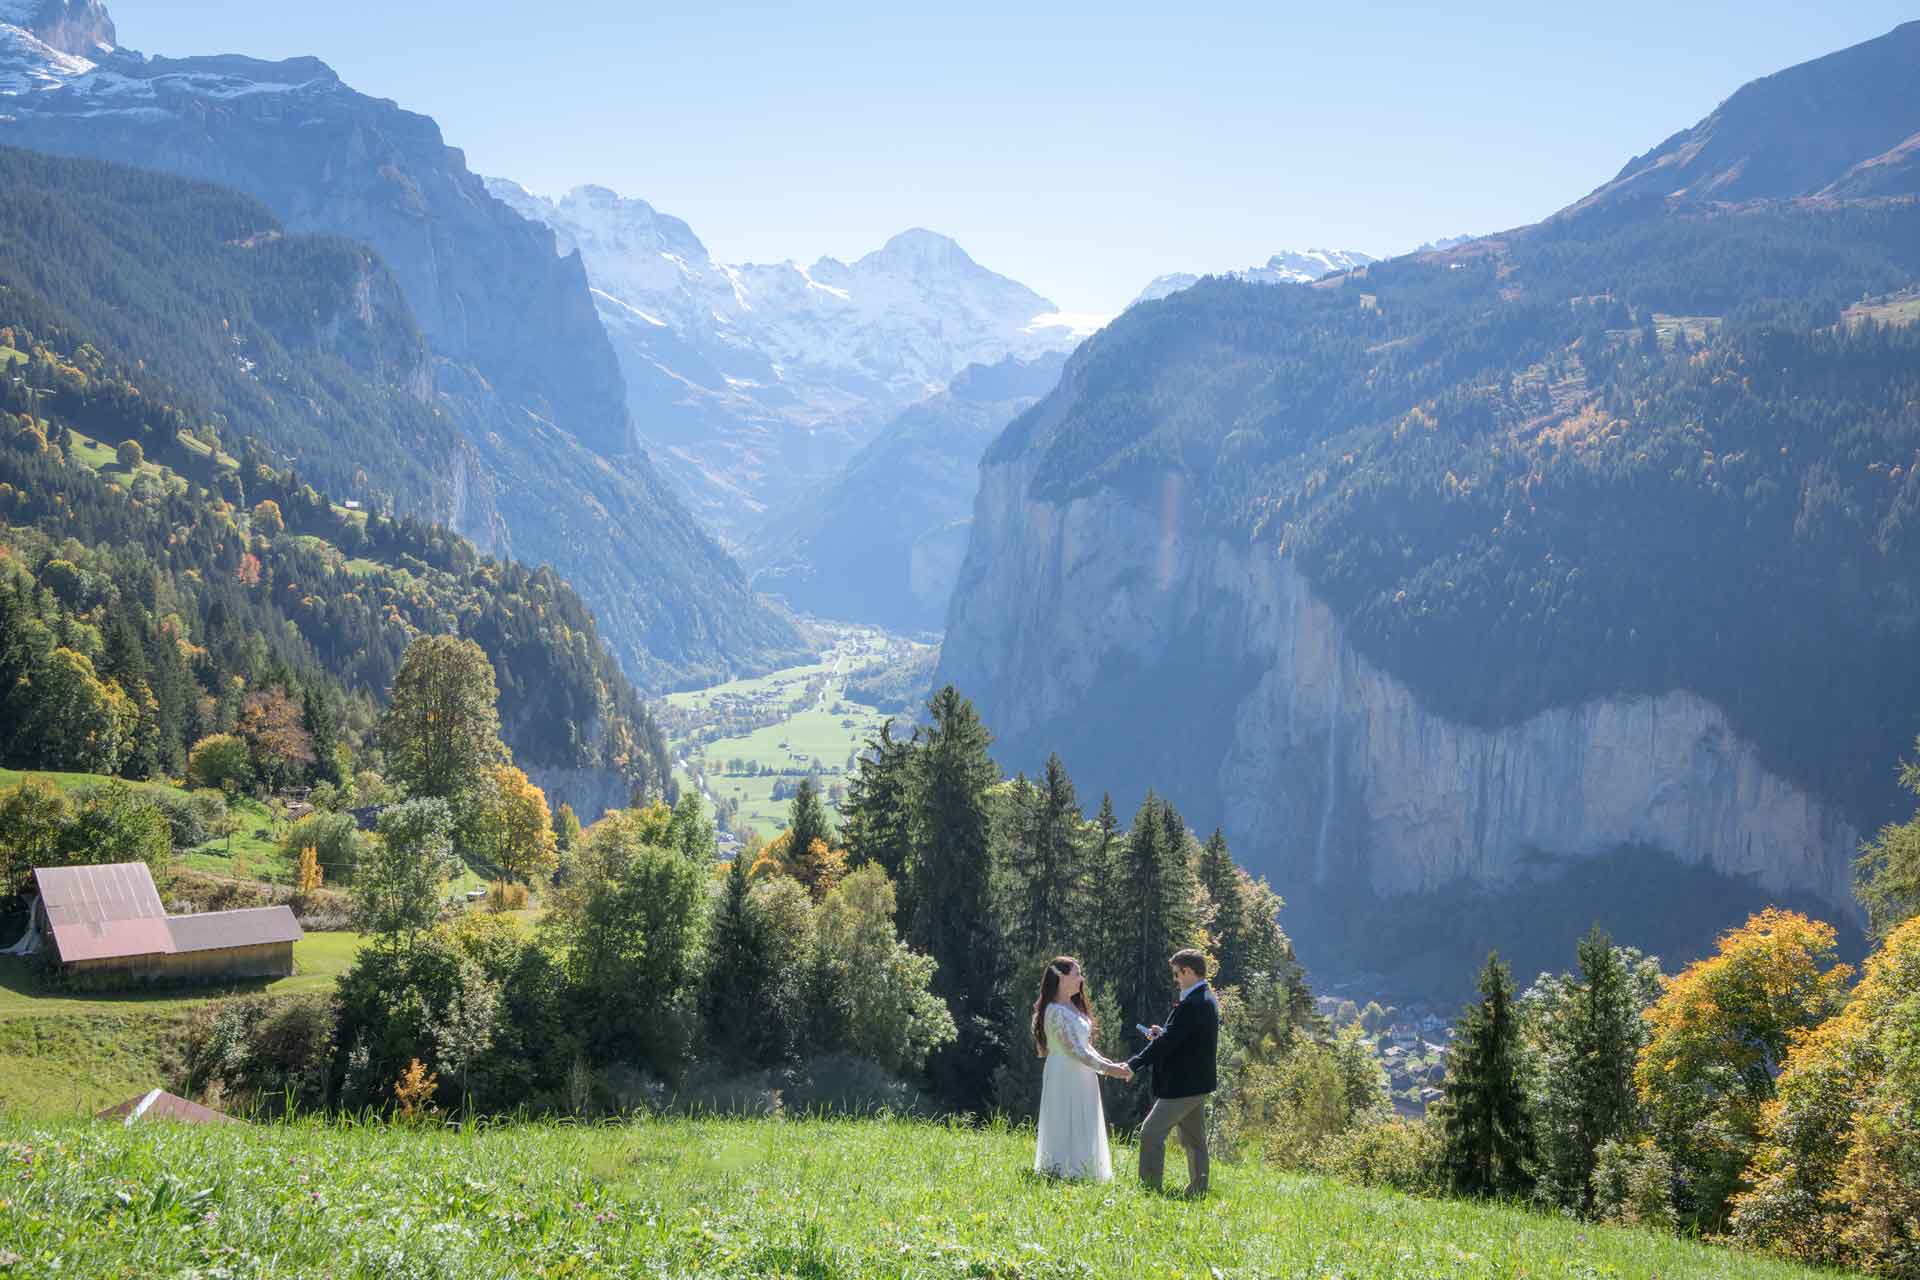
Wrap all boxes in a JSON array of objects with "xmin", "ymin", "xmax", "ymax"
[
  {"xmin": 32, "ymin": 864, "xmax": 300, "ymax": 963},
  {"xmin": 35, "ymin": 863, "xmax": 172, "ymax": 963},
  {"xmin": 166, "ymin": 906, "xmax": 303, "ymax": 953},
  {"xmin": 96, "ymin": 1089, "xmax": 241, "ymax": 1126}
]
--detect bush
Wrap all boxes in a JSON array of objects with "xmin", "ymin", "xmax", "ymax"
[
  {"xmin": 187, "ymin": 733, "xmax": 253, "ymax": 794},
  {"xmin": 187, "ymin": 788, "xmax": 229, "ymax": 836},
  {"xmin": 1591, "ymin": 1139, "xmax": 1676, "ymax": 1231},
  {"xmin": 171, "ymin": 994, "xmax": 335, "ymax": 1117},
  {"xmin": 1308, "ymin": 1117, "xmax": 1443, "ymax": 1195},
  {"xmin": 485, "ymin": 880, "xmax": 530, "ymax": 912},
  {"xmin": 152, "ymin": 791, "xmax": 207, "ymax": 849},
  {"xmin": 278, "ymin": 812, "xmax": 365, "ymax": 886}
]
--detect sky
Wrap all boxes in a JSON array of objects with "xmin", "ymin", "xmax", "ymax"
[{"xmin": 118, "ymin": 2, "xmax": 1917, "ymax": 317}]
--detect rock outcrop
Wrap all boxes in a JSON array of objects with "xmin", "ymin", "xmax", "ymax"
[{"xmin": 942, "ymin": 455, "xmax": 1862, "ymax": 923}]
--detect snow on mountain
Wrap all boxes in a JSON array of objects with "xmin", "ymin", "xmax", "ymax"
[
  {"xmin": 1131, "ymin": 248, "xmax": 1377, "ymax": 306},
  {"xmin": 488, "ymin": 179, "xmax": 1095, "ymax": 537}
]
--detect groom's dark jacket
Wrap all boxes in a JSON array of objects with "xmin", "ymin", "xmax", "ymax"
[{"xmin": 1127, "ymin": 981, "xmax": 1220, "ymax": 1099}]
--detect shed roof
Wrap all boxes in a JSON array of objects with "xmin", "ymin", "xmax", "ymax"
[
  {"xmin": 165, "ymin": 906, "xmax": 303, "ymax": 953},
  {"xmin": 96, "ymin": 1089, "xmax": 241, "ymax": 1126},
  {"xmin": 34, "ymin": 863, "xmax": 172, "ymax": 963},
  {"xmin": 31, "ymin": 864, "xmax": 303, "ymax": 962}
]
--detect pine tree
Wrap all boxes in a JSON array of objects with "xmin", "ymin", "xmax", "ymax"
[
  {"xmin": 1436, "ymin": 952, "xmax": 1537, "ymax": 1197},
  {"xmin": 842, "ymin": 720, "xmax": 917, "ymax": 886},
  {"xmin": 1111, "ymin": 794, "xmax": 1202, "ymax": 1029},
  {"xmin": 1196, "ymin": 827, "xmax": 1248, "ymax": 988},
  {"xmin": 1002, "ymin": 753, "xmax": 1086, "ymax": 961},
  {"xmin": 909, "ymin": 686, "xmax": 1000, "ymax": 1015},
  {"xmin": 703, "ymin": 856, "xmax": 773, "ymax": 1065},
  {"xmin": 302, "ymin": 687, "xmax": 343, "ymax": 785},
  {"xmin": 786, "ymin": 777, "xmax": 833, "ymax": 862}
]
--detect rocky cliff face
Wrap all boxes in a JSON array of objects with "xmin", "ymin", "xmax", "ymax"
[{"xmin": 943, "ymin": 455, "xmax": 1862, "ymax": 928}]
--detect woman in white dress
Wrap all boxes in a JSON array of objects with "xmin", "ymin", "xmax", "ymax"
[{"xmin": 1032, "ymin": 956, "xmax": 1131, "ymax": 1181}]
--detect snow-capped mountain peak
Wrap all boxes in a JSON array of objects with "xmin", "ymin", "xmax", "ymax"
[
  {"xmin": 0, "ymin": 0, "xmax": 113, "ymax": 57},
  {"xmin": 489, "ymin": 178, "xmax": 1091, "ymax": 536},
  {"xmin": 1131, "ymin": 247, "xmax": 1377, "ymax": 306}
]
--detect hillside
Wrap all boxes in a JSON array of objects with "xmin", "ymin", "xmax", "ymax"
[
  {"xmin": 0, "ymin": 157, "xmax": 672, "ymax": 807},
  {"xmin": 0, "ymin": 5, "xmax": 805, "ymax": 689},
  {"xmin": 749, "ymin": 352, "xmax": 1069, "ymax": 630},
  {"xmin": 939, "ymin": 22, "xmax": 1920, "ymax": 992},
  {"xmin": 0, "ymin": 1116, "xmax": 1823, "ymax": 1278}
]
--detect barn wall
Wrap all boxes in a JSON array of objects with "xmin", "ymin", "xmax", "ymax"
[{"xmin": 63, "ymin": 941, "xmax": 295, "ymax": 986}]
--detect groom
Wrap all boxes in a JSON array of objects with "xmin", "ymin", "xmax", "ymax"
[{"xmin": 1127, "ymin": 947, "xmax": 1220, "ymax": 1196}]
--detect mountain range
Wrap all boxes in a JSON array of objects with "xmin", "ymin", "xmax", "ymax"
[
  {"xmin": 1131, "ymin": 249, "xmax": 1378, "ymax": 306},
  {"xmin": 0, "ymin": 0, "xmax": 804, "ymax": 691},
  {"xmin": 486, "ymin": 181, "xmax": 1095, "ymax": 542},
  {"xmin": 939, "ymin": 19, "xmax": 1920, "ymax": 994}
]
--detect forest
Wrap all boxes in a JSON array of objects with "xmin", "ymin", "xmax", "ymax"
[
  {"xmin": 996, "ymin": 202, "xmax": 1920, "ymax": 818},
  {"xmin": 0, "ymin": 317, "xmax": 669, "ymax": 800}
]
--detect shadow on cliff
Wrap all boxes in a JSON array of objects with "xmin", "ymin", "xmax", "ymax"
[{"xmin": 1290, "ymin": 844, "xmax": 1867, "ymax": 1005}]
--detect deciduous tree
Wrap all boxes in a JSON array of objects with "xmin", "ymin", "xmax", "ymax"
[{"xmin": 380, "ymin": 635, "xmax": 504, "ymax": 803}]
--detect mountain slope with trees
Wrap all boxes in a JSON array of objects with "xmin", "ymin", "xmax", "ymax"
[
  {"xmin": 0, "ymin": 4, "xmax": 805, "ymax": 689},
  {"xmin": 941, "ymin": 21, "xmax": 1920, "ymax": 988}
]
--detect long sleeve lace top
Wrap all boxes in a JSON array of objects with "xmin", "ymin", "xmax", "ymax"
[{"xmin": 1045, "ymin": 1003, "xmax": 1123, "ymax": 1073}]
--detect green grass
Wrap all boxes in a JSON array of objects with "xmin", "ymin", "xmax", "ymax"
[
  {"xmin": 0, "ymin": 1117, "xmax": 1825, "ymax": 1278},
  {"xmin": 0, "ymin": 933, "xmax": 364, "ymax": 1022},
  {"xmin": 0, "ymin": 934, "xmax": 363, "ymax": 1119}
]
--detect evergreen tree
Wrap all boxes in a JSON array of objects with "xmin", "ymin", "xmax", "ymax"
[
  {"xmin": 842, "ymin": 720, "xmax": 916, "ymax": 885},
  {"xmin": 909, "ymin": 685, "xmax": 1004, "ymax": 1110},
  {"xmin": 1437, "ymin": 952, "xmax": 1537, "ymax": 1197},
  {"xmin": 1196, "ymin": 827, "xmax": 1248, "ymax": 988},
  {"xmin": 302, "ymin": 686, "xmax": 343, "ymax": 785},
  {"xmin": 786, "ymin": 776, "xmax": 833, "ymax": 862},
  {"xmin": 703, "ymin": 856, "xmax": 776, "ymax": 1065},
  {"xmin": 1111, "ymin": 794, "xmax": 1202, "ymax": 1030},
  {"xmin": 1532, "ymin": 926, "xmax": 1647, "ymax": 1213},
  {"xmin": 1001, "ymin": 752, "xmax": 1086, "ymax": 961}
]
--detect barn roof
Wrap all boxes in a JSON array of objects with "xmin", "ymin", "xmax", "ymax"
[
  {"xmin": 96, "ymin": 1089, "xmax": 241, "ymax": 1126},
  {"xmin": 33, "ymin": 863, "xmax": 172, "ymax": 963},
  {"xmin": 166, "ymin": 905, "xmax": 303, "ymax": 952},
  {"xmin": 32, "ymin": 864, "xmax": 304, "ymax": 962}
]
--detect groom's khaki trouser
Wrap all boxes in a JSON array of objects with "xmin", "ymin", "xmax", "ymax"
[{"xmin": 1138, "ymin": 1094, "xmax": 1208, "ymax": 1194}]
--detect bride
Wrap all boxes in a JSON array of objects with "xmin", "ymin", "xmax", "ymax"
[{"xmin": 1032, "ymin": 956, "xmax": 1131, "ymax": 1181}]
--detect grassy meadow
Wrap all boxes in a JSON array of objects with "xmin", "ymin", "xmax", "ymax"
[
  {"xmin": 0, "ymin": 1115, "xmax": 1826, "ymax": 1279},
  {"xmin": 0, "ymin": 933, "xmax": 363, "ymax": 1119},
  {"xmin": 669, "ymin": 623, "xmax": 930, "ymax": 838}
]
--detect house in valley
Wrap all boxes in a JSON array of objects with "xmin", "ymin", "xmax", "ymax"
[{"xmin": 27, "ymin": 863, "xmax": 302, "ymax": 985}]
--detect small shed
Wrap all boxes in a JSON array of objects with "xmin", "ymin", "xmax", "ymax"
[
  {"xmin": 96, "ymin": 1089, "xmax": 241, "ymax": 1126},
  {"xmin": 31, "ymin": 863, "xmax": 303, "ymax": 984}
]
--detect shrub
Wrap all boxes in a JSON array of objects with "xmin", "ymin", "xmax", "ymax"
[
  {"xmin": 279, "ymin": 812, "xmax": 364, "ymax": 886},
  {"xmin": 187, "ymin": 788, "xmax": 229, "ymax": 837},
  {"xmin": 1591, "ymin": 1139, "xmax": 1676, "ymax": 1231},
  {"xmin": 152, "ymin": 790, "xmax": 208, "ymax": 849},
  {"xmin": 485, "ymin": 880, "xmax": 529, "ymax": 912},
  {"xmin": 1309, "ymin": 1117, "xmax": 1443, "ymax": 1195},
  {"xmin": 187, "ymin": 733, "xmax": 253, "ymax": 794},
  {"xmin": 171, "ymin": 993, "xmax": 335, "ymax": 1117}
]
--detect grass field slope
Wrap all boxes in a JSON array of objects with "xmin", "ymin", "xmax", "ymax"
[{"xmin": 0, "ymin": 1117, "xmax": 1823, "ymax": 1279}]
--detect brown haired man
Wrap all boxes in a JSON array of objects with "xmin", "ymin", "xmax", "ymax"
[{"xmin": 1126, "ymin": 948, "xmax": 1220, "ymax": 1196}]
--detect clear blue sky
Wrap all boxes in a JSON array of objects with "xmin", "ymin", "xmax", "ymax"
[{"xmin": 118, "ymin": 2, "xmax": 1916, "ymax": 315}]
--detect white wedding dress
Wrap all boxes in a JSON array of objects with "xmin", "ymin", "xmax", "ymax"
[{"xmin": 1034, "ymin": 1002, "xmax": 1121, "ymax": 1181}]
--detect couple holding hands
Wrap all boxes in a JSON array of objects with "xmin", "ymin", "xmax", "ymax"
[{"xmin": 1031, "ymin": 947, "xmax": 1219, "ymax": 1194}]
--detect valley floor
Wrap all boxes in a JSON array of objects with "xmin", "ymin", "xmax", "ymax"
[{"xmin": 0, "ymin": 1115, "xmax": 1825, "ymax": 1279}]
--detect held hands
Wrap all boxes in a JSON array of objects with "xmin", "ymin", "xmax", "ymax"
[{"xmin": 1107, "ymin": 1064, "xmax": 1133, "ymax": 1082}]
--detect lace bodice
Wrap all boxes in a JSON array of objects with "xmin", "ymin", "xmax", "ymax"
[{"xmin": 1044, "ymin": 1003, "xmax": 1122, "ymax": 1074}]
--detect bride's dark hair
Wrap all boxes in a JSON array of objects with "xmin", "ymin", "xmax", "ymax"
[{"xmin": 1032, "ymin": 956, "xmax": 1096, "ymax": 1057}]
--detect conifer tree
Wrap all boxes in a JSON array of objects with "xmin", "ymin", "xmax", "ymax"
[
  {"xmin": 703, "ymin": 856, "xmax": 774, "ymax": 1065},
  {"xmin": 908, "ymin": 686, "xmax": 1000, "ymax": 1016},
  {"xmin": 1002, "ymin": 753, "xmax": 1086, "ymax": 961},
  {"xmin": 1529, "ymin": 926, "xmax": 1646, "ymax": 1213},
  {"xmin": 1196, "ymin": 827, "xmax": 1248, "ymax": 988},
  {"xmin": 1112, "ymin": 794, "xmax": 1202, "ymax": 1028},
  {"xmin": 785, "ymin": 776, "xmax": 833, "ymax": 863},
  {"xmin": 842, "ymin": 720, "xmax": 916, "ymax": 885},
  {"xmin": 1436, "ymin": 951, "xmax": 1537, "ymax": 1197}
]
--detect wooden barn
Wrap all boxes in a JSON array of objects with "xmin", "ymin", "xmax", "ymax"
[{"xmin": 29, "ymin": 863, "xmax": 302, "ymax": 985}]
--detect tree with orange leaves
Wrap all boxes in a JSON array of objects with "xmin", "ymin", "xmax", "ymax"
[
  {"xmin": 1731, "ymin": 915, "xmax": 1920, "ymax": 1268},
  {"xmin": 1635, "ymin": 908, "xmax": 1853, "ymax": 1233}
]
